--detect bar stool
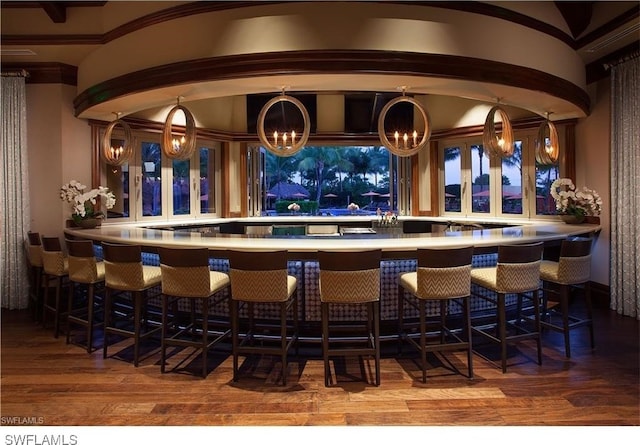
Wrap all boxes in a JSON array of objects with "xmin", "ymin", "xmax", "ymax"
[
  {"xmin": 227, "ymin": 250, "xmax": 298, "ymax": 385},
  {"xmin": 470, "ymin": 242, "xmax": 543, "ymax": 373},
  {"xmin": 65, "ymin": 239, "xmax": 105, "ymax": 353},
  {"xmin": 398, "ymin": 246, "xmax": 474, "ymax": 383},
  {"xmin": 25, "ymin": 232, "xmax": 44, "ymax": 322},
  {"xmin": 41, "ymin": 236, "xmax": 69, "ymax": 338},
  {"xmin": 158, "ymin": 247, "xmax": 231, "ymax": 378},
  {"xmin": 540, "ymin": 237, "xmax": 594, "ymax": 358},
  {"xmin": 317, "ymin": 249, "xmax": 382, "ymax": 386},
  {"xmin": 102, "ymin": 242, "xmax": 162, "ymax": 367}
]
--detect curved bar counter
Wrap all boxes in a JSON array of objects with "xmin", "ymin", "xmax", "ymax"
[{"xmin": 65, "ymin": 217, "xmax": 601, "ymax": 339}]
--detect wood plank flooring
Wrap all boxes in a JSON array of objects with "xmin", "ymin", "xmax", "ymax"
[{"xmin": 1, "ymin": 304, "xmax": 638, "ymax": 427}]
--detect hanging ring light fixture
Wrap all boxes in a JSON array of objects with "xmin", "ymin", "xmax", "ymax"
[
  {"xmin": 535, "ymin": 112, "xmax": 559, "ymax": 165},
  {"xmin": 162, "ymin": 97, "xmax": 196, "ymax": 160},
  {"xmin": 377, "ymin": 87, "xmax": 431, "ymax": 157},
  {"xmin": 257, "ymin": 88, "xmax": 311, "ymax": 157},
  {"xmin": 482, "ymin": 100, "xmax": 514, "ymax": 159},
  {"xmin": 102, "ymin": 112, "xmax": 134, "ymax": 166}
]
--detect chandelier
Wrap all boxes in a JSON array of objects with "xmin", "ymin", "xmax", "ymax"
[
  {"xmin": 102, "ymin": 112, "xmax": 134, "ymax": 166},
  {"xmin": 377, "ymin": 88, "xmax": 431, "ymax": 157},
  {"xmin": 257, "ymin": 89, "xmax": 310, "ymax": 157},
  {"xmin": 535, "ymin": 113, "xmax": 559, "ymax": 165},
  {"xmin": 162, "ymin": 97, "xmax": 196, "ymax": 160},
  {"xmin": 482, "ymin": 102, "xmax": 514, "ymax": 159}
]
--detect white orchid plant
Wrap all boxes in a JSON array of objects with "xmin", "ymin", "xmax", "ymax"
[
  {"xmin": 60, "ymin": 180, "xmax": 116, "ymax": 222},
  {"xmin": 287, "ymin": 202, "xmax": 300, "ymax": 212},
  {"xmin": 550, "ymin": 178, "xmax": 602, "ymax": 217}
]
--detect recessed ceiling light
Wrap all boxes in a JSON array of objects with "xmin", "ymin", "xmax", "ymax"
[{"xmin": 0, "ymin": 49, "xmax": 37, "ymax": 56}]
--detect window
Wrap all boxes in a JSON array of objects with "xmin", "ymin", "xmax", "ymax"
[
  {"xmin": 246, "ymin": 145, "xmax": 408, "ymax": 216},
  {"xmin": 440, "ymin": 129, "xmax": 561, "ymax": 219},
  {"xmin": 100, "ymin": 127, "xmax": 221, "ymax": 223}
]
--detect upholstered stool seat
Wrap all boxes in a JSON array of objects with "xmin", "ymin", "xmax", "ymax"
[
  {"xmin": 539, "ymin": 237, "xmax": 594, "ymax": 358},
  {"xmin": 318, "ymin": 249, "xmax": 382, "ymax": 386},
  {"xmin": 158, "ymin": 247, "xmax": 231, "ymax": 378},
  {"xmin": 398, "ymin": 246, "xmax": 474, "ymax": 383},
  {"xmin": 228, "ymin": 250, "xmax": 298, "ymax": 385},
  {"xmin": 65, "ymin": 239, "xmax": 105, "ymax": 352},
  {"xmin": 102, "ymin": 242, "xmax": 162, "ymax": 367},
  {"xmin": 470, "ymin": 242, "xmax": 543, "ymax": 373},
  {"xmin": 41, "ymin": 236, "xmax": 70, "ymax": 338}
]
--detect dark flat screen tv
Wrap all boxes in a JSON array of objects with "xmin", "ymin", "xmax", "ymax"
[{"xmin": 344, "ymin": 92, "xmax": 414, "ymax": 134}]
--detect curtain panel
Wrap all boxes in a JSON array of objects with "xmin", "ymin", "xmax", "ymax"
[
  {"xmin": 1, "ymin": 75, "xmax": 31, "ymax": 309},
  {"xmin": 610, "ymin": 55, "xmax": 640, "ymax": 319}
]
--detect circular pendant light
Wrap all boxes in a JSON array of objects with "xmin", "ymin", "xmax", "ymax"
[
  {"xmin": 102, "ymin": 113, "xmax": 134, "ymax": 166},
  {"xmin": 257, "ymin": 90, "xmax": 311, "ymax": 157},
  {"xmin": 483, "ymin": 104, "xmax": 514, "ymax": 159},
  {"xmin": 377, "ymin": 88, "xmax": 431, "ymax": 157},
  {"xmin": 535, "ymin": 113, "xmax": 559, "ymax": 165},
  {"xmin": 162, "ymin": 97, "xmax": 197, "ymax": 160}
]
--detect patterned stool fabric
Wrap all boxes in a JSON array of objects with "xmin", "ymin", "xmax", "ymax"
[
  {"xmin": 158, "ymin": 247, "xmax": 230, "ymax": 378},
  {"xmin": 318, "ymin": 249, "xmax": 382, "ymax": 386},
  {"xmin": 470, "ymin": 242, "xmax": 543, "ymax": 373},
  {"xmin": 398, "ymin": 246, "xmax": 474, "ymax": 383},
  {"xmin": 539, "ymin": 237, "xmax": 594, "ymax": 358},
  {"xmin": 66, "ymin": 239, "xmax": 105, "ymax": 352},
  {"xmin": 228, "ymin": 250, "xmax": 298, "ymax": 385}
]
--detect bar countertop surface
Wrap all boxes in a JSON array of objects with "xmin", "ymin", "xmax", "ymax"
[{"xmin": 64, "ymin": 216, "xmax": 601, "ymax": 256}]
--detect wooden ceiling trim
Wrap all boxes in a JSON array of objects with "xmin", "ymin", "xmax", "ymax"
[
  {"xmin": 1, "ymin": 62, "xmax": 77, "ymax": 85},
  {"xmin": 3, "ymin": 1, "xmax": 576, "ymax": 48},
  {"xmin": 575, "ymin": 4, "xmax": 640, "ymax": 49},
  {"xmin": 72, "ymin": 49, "xmax": 590, "ymax": 118}
]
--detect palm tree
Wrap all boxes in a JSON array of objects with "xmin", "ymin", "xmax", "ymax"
[{"xmin": 297, "ymin": 146, "xmax": 340, "ymax": 203}]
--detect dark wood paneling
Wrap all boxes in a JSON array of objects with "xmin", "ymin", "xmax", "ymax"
[
  {"xmin": 1, "ymin": 62, "xmax": 77, "ymax": 85},
  {"xmin": 72, "ymin": 50, "xmax": 591, "ymax": 117}
]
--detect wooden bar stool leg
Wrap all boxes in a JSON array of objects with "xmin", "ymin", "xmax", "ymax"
[
  {"xmin": 322, "ymin": 302, "xmax": 330, "ymax": 387},
  {"xmin": 533, "ymin": 289, "xmax": 542, "ymax": 365},
  {"xmin": 373, "ymin": 301, "xmax": 380, "ymax": 387},
  {"xmin": 464, "ymin": 298, "xmax": 473, "ymax": 378},
  {"xmin": 202, "ymin": 298, "xmax": 209, "ymax": 379},
  {"xmin": 66, "ymin": 281, "xmax": 75, "ymax": 345},
  {"xmin": 53, "ymin": 277, "xmax": 62, "ymax": 338},
  {"xmin": 86, "ymin": 284, "xmax": 95, "ymax": 353},
  {"xmin": 133, "ymin": 291, "xmax": 142, "ymax": 367},
  {"xmin": 161, "ymin": 294, "xmax": 169, "ymax": 374},
  {"xmin": 280, "ymin": 301, "xmax": 288, "ymax": 385},
  {"xmin": 560, "ymin": 286, "xmax": 571, "ymax": 358},
  {"xmin": 231, "ymin": 299, "xmax": 239, "ymax": 382},
  {"xmin": 397, "ymin": 286, "xmax": 404, "ymax": 355},
  {"xmin": 103, "ymin": 288, "xmax": 112, "ymax": 359},
  {"xmin": 498, "ymin": 293, "xmax": 508, "ymax": 374},
  {"xmin": 419, "ymin": 299, "xmax": 427, "ymax": 383},
  {"xmin": 585, "ymin": 284, "xmax": 595, "ymax": 350}
]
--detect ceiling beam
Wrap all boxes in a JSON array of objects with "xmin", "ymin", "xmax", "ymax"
[{"xmin": 39, "ymin": 2, "xmax": 67, "ymax": 23}]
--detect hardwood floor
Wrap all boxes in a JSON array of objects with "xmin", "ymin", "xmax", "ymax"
[{"xmin": 1, "ymin": 303, "xmax": 638, "ymax": 427}]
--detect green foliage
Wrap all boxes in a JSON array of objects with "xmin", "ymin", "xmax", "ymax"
[{"xmin": 275, "ymin": 200, "xmax": 319, "ymax": 214}]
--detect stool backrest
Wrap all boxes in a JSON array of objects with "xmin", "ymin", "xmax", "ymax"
[
  {"xmin": 496, "ymin": 242, "xmax": 543, "ymax": 293},
  {"xmin": 41, "ymin": 236, "xmax": 67, "ymax": 276},
  {"xmin": 159, "ymin": 247, "xmax": 213, "ymax": 297},
  {"xmin": 317, "ymin": 250, "xmax": 382, "ymax": 303},
  {"xmin": 228, "ymin": 250, "xmax": 290, "ymax": 302},
  {"xmin": 416, "ymin": 246, "xmax": 474, "ymax": 299},
  {"xmin": 557, "ymin": 238, "xmax": 593, "ymax": 284},
  {"xmin": 66, "ymin": 239, "xmax": 101, "ymax": 283},
  {"xmin": 26, "ymin": 232, "xmax": 43, "ymax": 267},
  {"xmin": 102, "ymin": 242, "xmax": 145, "ymax": 290}
]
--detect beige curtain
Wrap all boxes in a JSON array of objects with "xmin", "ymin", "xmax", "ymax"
[
  {"xmin": 610, "ymin": 54, "xmax": 640, "ymax": 319},
  {"xmin": 1, "ymin": 74, "xmax": 31, "ymax": 309}
]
